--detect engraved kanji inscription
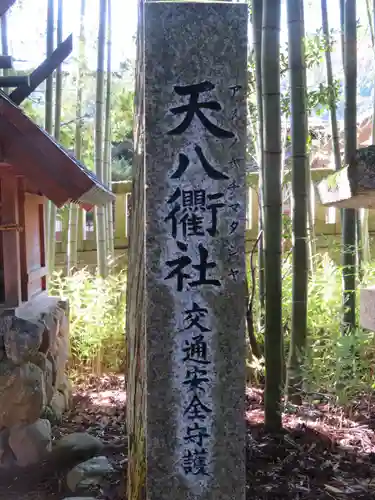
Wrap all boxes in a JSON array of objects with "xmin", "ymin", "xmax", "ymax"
[
  {"xmin": 168, "ymin": 81, "xmax": 235, "ymax": 139},
  {"xmin": 171, "ymin": 146, "xmax": 229, "ymax": 180}
]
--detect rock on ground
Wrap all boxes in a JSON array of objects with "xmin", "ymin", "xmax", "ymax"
[
  {"xmin": 66, "ymin": 455, "xmax": 114, "ymax": 492},
  {"xmin": 0, "ymin": 374, "xmax": 127, "ymax": 499},
  {"xmin": 62, "ymin": 498, "xmax": 97, "ymax": 500},
  {"xmin": 49, "ymin": 431, "xmax": 106, "ymax": 471},
  {"xmin": 4, "ymin": 317, "xmax": 45, "ymax": 364},
  {"xmin": 0, "ymin": 360, "xmax": 46, "ymax": 427},
  {"xmin": 50, "ymin": 390, "xmax": 67, "ymax": 421},
  {"xmin": 9, "ymin": 419, "xmax": 51, "ymax": 466}
]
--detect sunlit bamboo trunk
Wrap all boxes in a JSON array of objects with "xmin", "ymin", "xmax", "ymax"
[
  {"xmin": 252, "ymin": 0, "xmax": 265, "ymax": 328},
  {"xmin": 67, "ymin": 206, "xmax": 79, "ymax": 275},
  {"xmin": 318, "ymin": 0, "xmax": 340, "ymax": 269},
  {"xmin": 95, "ymin": 0, "xmax": 108, "ymax": 277},
  {"xmin": 341, "ymin": 0, "xmax": 357, "ymax": 333},
  {"xmin": 322, "ymin": 0, "xmax": 341, "ymax": 173},
  {"xmin": 48, "ymin": 0, "xmax": 63, "ymax": 275},
  {"xmin": 286, "ymin": 0, "xmax": 308, "ymax": 405},
  {"xmin": 361, "ymin": 0, "xmax": 375, "ymax": 265},
  {"xmin": 45, "ymin": 0, "xmax": 54, "ymax": 281},
  {"xmin": 104, "ymin": 0, "xmax": 114, "ymax": 259},
  {"xmin": 262, "ymin": 0, "xmax": 283, "ymax": 432},
  {"xmin": 67, "ymin": 0, "xmax": 86, "ymax": 275}
]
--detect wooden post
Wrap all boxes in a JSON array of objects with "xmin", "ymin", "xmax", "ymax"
[
  {"xmin": 17, "ymin": 178, "xmax": 28, "ymax": 302},
  {"xmin": 0, "ymin": 75, "xmax": 29, "ymax": 87},
  {"xmin": 1, "ymin": 174, "xmax": 21, "ymax": 307}
]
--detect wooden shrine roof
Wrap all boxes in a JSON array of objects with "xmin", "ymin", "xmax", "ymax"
[
  {"xmin": 0, "ymin": 90, "xmax": 115, "ymax": 210},
  {"xmin": 0, "ymin": 0, "xmax": 16, "ymax": 18}
]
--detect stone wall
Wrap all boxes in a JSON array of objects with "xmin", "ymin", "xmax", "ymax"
[{"xmin": 0, "ymin": 293, "xmax": 71, "ymax": 467}]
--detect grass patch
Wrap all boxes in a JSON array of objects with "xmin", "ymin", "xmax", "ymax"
[
  {"xmin": 50, "ymin": 268, "xmax": 127, "ymax": 374},
  {"xmin": 252, "ymin": 252, "xmax": 375, "ymax": 405}
]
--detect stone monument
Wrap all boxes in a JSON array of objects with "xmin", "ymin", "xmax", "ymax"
[
  {"xmin": 144, "ymin": 2, "xmax": 247, "ymax": 499},
  {"xmin": 317, "ymin": 146, "xmax": 375, "ymax": 334}
]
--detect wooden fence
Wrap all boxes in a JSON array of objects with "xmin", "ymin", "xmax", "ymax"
[{"xmin": 54, "ymin": 169, "xmax": 375, "ymax": 270}]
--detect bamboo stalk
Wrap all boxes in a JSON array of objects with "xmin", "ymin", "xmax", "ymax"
[
  {"xmin": 252, "ymin": 0, "xmax": 265, "ymax": 328},
  {"xmin": 360, "ymin": 0, "xmax": 375, "ymax": 265},
  {"xmin": 45, "ymin": 0, "xmax": 54, "ymax": 281},
  {"xmin": 95, "ymin": 0, "xmax": 108, "ymax": 277},
  {"xmin": 286, "ymin": 0, "xmax": 308, "ymax": 405},
  {"xmin": 320, "ymin": 0, "xmax": 341, "ymax": 261},
  {"xmin": 262, "ymin": 0, "xmax": 283, "ymax": 432},
  {"xmin": 67, "ymin": 0, "xmax": 86, "ymax": 275},
  {"xmin": 104, "ymin": 0, "xmax": 114, "ymax": 260},
  {"xmin": 341, "ymin": 0, "xmax": 357, "ymax": 334},
  {"xmin": 49, "ymin": 0, "xmax": 63, "ymax": 276}
]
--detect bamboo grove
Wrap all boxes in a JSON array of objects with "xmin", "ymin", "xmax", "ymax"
[
  {"xmin": 128, "ymin": 3, "xmax": 371, "ymax": 473},
  {"xmin": 42, "ymin": 0, "xmax": 114, "ymax": 278},
  {"xmin": 124, "ymin": 4, "xmax": 368, "ymax": 500},
  {"xmin": 247, "ymin": 0, "xmax": 363, "ymax": 431},
  {"xmin": 15, "ymin": 0, "xmax": 370, "ymax": 495}
]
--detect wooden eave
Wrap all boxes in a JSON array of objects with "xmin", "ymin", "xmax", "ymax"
[
  {"xmin": 10, "ymin": 34, "xmax": 73, "ymax": 105},
  {"xmin": 0, "ymin": 0, "xmax": 16, "ymax": 17},
  {"xmin": 0, "ymin": 91, "xmax": 115, "ymax": 210}
]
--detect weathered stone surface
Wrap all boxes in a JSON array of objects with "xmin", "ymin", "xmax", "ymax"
[
  {"xmin": 55, "ymin": 336, "xmax": 69, "ymax": 388},
  {"xmin": 57, "ymin": 299, "xmax": 69, "ymax": 315},
  {"xmin": 0, "ymin": 315, "xmax": 12, "ymax": 338},
  {"xmin": 39, "ymin": 321, "xmax": 52, "ymax": 354},
  {"xmin": 0, "ymin": 341, "xmax": 4, "ymax": 361},
  {"xmin": 41, "ymin": 404, "xmax": 62, "ymax": 425},
  {"xmin": 0, "ymin": 294, "xmax": 71, "ymax": 467},
  {"xmin": 0, "ymin": 428, "xmax": 9, "ymax": 462},
  {"xmin": 54, "ymin": 432, "xmax": 104, "ymax": 460},
  {"xmin": 317, "ymin": 146, "xmax": 375, "ymax": 209},
  {"xmin": 0, "ymin": 430, "xmax": 16, "ymax": 468},
  {"xmin": 44, "ymin": 358, "xmax": 55, "ymax": 403},
  {"xmin": 62, "ymin": 497, "xmax": 96, "ymax": 500},
  {"xmin": 360, "ymin": 286, "xmax": 375, "ymax": 330},
  {"xmin": 4, "ymin": 317, "xmax": 45, "ymax": 364},
  {"xmin": 66, "ymin": 456, "xmax": 114, "ymax": 492},
  {"xmin": 27, "ymin": 351, "xmax": 47, "ymax": 371},
  {"xmin": 15, "ymin": 293, "xmax": 60, "ymax": 322},
  {"xmin": 53, "ymin": 301, "xmax": 69, "ymax": 333},
  {"xmin": 42, "ymin": 314, "xmax": 58, "ymax": 354},
  {"xmin": 47, "ymin": 376, "xmax": 72, "ymax": 421},
  {"xmin": 25, "ymin": 352, "xmax": 56, "ymax": 404},
  {"xmin": 47, "ymin": 351, "xmax": 57, "ymax": 387},
  {"xmin": 58, "ymin": 373, "xmax": 73, "ymax": 406},
  {"xmin": 9, "ymin": 418, "xmax": 51, "ymax": 466},
  {"xmin": 143, "ymin": 3, "xmax": 247, "ymax": 499},
  {"xmin": 0, "ymin": 361, "xmax": 46, "ymax": 427},
  {"xmin": 50, "ymin": 390, "xmax": 67, "ymax": 420}
]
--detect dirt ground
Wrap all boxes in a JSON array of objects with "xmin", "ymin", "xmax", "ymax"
[
  {"xmin": 246, "ymin": 388, "xmax": 375, "ymax": 499},
  {"xmin": 1, "ymin": 377, "xmax": 375, "ymax": 499}
]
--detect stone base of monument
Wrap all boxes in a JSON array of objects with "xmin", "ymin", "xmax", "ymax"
[
  {"xmin": 360, "ymin": 285, "xmax": 375, "ymax": 331},
  {"xmin": 0, "ymin": 292, "xmax": 72, "ymax": 468}
]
